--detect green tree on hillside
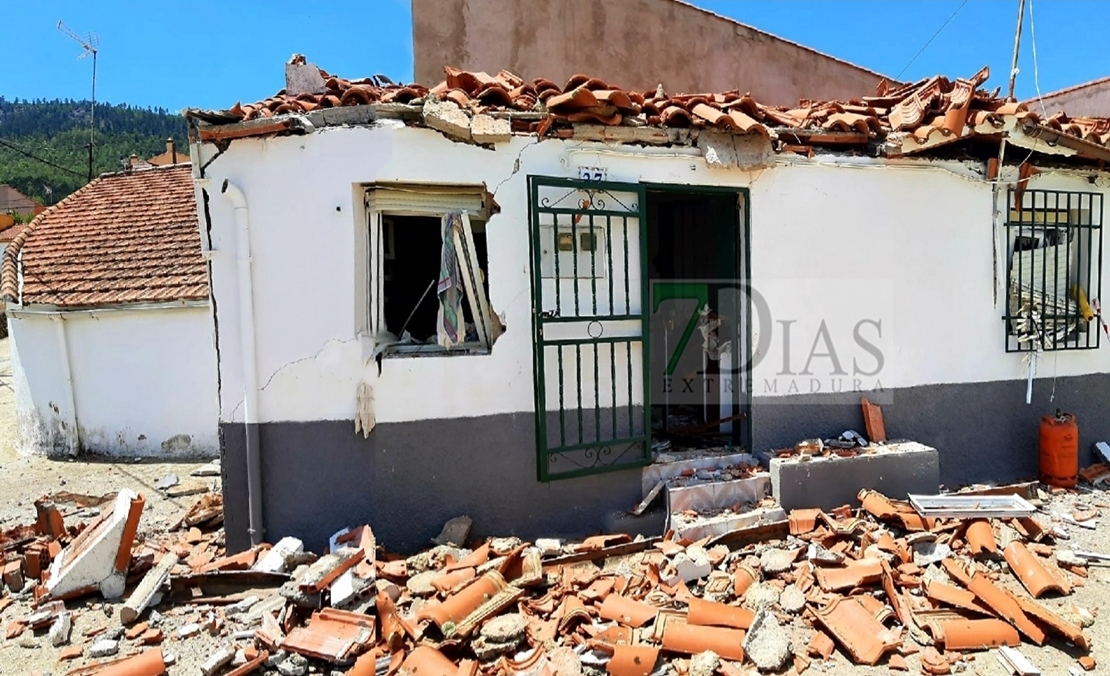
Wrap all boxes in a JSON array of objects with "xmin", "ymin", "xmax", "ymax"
[{"xmin": 0, "ymin": 97, "xmax": 188, "ymax": 204}]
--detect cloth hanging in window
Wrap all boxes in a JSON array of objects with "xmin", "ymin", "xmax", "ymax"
[{"xmin": 437, "ymin": 212, "xmax": 465, "ymax": 348}]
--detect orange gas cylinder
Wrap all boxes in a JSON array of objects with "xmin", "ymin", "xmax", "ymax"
[{"xmin": 1039, "ymin": 410, "xmax": 1079, "ymax": 488}]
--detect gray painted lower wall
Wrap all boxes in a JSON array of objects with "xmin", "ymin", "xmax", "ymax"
[
  {"xmin": 221, "ymin": 373, "xmax": 1110, "ymax": 553},
  {"xmin": 751, "ymin": 373, "xmax": 1110, "ymax": 487},
  {"xmin": 220, "ymin": 413, "xmax": 642, "ymax": 554}
]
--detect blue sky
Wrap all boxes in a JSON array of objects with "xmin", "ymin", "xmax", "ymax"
[{"xmin": 1, "ymin": 0, "xmax": 1104, "ymax": 113}]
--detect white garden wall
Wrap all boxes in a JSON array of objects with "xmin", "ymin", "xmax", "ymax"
[{"xmin": 8, "ymin": 305, "xmax": 219, "ymax": 457}]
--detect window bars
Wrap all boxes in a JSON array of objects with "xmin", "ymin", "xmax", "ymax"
[{"xmin": 1004, "ymin": 189, "xmax": 1103, "ymax": 352}]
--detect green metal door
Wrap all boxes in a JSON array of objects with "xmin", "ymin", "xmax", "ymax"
[{"xmin": 528, "ymin": 176, "xmax": 651, "ymax": 481}]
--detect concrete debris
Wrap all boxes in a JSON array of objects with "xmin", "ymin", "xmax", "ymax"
[
  {"xmin": 155, "ymin": 474, "xmax": 179, "ymax": 491},
  {"xmin": 742, "ymin": 583, "xmax": 781, "ymax": 611},
  {"xmin": 254, "ymin": 536, "xmax": 304, "ymax": 574},
  {"xmin": 3, "ymin": 451, "xmax": 1110, "ymax": 676},
  {"xmin": 674, "ymin": 546, "xmax": 713, "ymax": 581},
  {"xmin": 743, "ymin": 609, "xmax": 792, "ymax": 672},
  {"xmin": 202, "ymin": 646, "xmax": 236, "ymax": 676},
  {"xmin": 432, "ymin": 515, "xmax": 473, "ymax": 547},
  {"xmin": 778, "ymin": 585, "xmax": 806, "ymax": 614},
  {"xmin": 48, "ymin": 611, "xmax": 71, "ymax": 647},
  {"xmin": 278, "ymin": 653, "xmax": 310, "ymax": 676},
  {"xmin": 759, "ymin": 547, "xmax": 797, "ymax": 575},
  {"xmin": 191, "ymin": 460, "xmax": 222, "ymax": 477},
  {"xmin": 46, "ymin": 489, "xmax": 144, "ymax": 600},
  {"xmin": 177, "ymin": 623, "xmax": 201, "ymax": 639},
  {"xmin": 688, "ymin": 650, "xmax": 720, "ymax": 676},
  {"xmin": 89, "ymin": 638, "xmax": 120, "ymax": 657},
  {"xmin": 913, "ymin": 541, "xmax": 953, "ymax": 567},
  {"xmin": 423, "ymin": 99, "xmax": 472, "ymax": 142}
]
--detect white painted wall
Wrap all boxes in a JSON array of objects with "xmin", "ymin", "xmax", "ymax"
[
  {"xmin": 195, "ymin": 122, "xmax": 1110, "ymax": 426},
  {"xmin": 8, "ymin": 305, "xmax": 219, "ymax": 457}
]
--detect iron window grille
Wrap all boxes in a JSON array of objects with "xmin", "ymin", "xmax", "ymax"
[{"xmin": 1004, "ymin": 189, "xmax": 1103, "ymax": 352}]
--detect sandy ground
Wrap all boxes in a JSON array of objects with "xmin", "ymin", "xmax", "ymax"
[
  {"xmin": 0, "ymin": 337, "xmax": 233, "ymax": 673},
  {"xmin": 0, "ymin": 335, "xmax": 1109, "ymax": 675}
]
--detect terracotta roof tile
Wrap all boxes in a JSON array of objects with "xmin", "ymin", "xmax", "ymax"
[
  {"xmin": 188, "ymin": 62, "xmax": 1110, "ymax": 163},
  {"xmin": 0, "ymin": 224, "xmax": 26, "ymax": 244},
  {"xmin": 1, "ymin": 165, "xmax": 206, "ymax": 308}
]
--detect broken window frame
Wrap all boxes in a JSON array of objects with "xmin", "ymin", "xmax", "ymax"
[
  {"xmin": 365, "ymin": 185, "xmax": 498, "ymax": 357},
  {"xmin": 1003, "ymin": 189, "xmax": 1103, "ymax": 352}
]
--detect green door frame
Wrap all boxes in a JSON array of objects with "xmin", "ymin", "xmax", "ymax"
[
  {"xmin": 528, "ymin": 177, "xmax": 753, "ymax": 480},
  {"xmin": 528, "ymin": 176, "xmax": 652, "ymax": 481}
]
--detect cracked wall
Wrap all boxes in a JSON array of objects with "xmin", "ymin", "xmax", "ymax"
[{"xmin": 198, "ymin": 123, "xmax": 1110, "ymax": 433}]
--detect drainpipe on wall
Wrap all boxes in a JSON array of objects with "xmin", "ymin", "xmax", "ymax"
[{"xmin": 221, "ymin": 179, "xmax": 264, "ymax": 546}]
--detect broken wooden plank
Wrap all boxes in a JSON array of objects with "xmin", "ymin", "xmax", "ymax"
[
  {"xmin": 169, "ymin": 570, "xmax": 290, "ymax": 601},
  {"xmin": 542, "ymin": 537, "xmax": 660, "ymax": 567},
  {"xmin": 708, "ymin": 519, "xmax": 790, "ymax": 548},
  {"xmin": 998, "ymin": 645, "xmax": 1041, "ymax": 675},
  {"xmin": 121, "ymin": 553, "xmax": 179, "ymax": 624}
]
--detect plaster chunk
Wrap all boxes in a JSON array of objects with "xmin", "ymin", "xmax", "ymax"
[
  {"xmin": 471, "ymin": 114, "xmax": 511, "ymax": 144},
  {"xmin": 46, "ymin": 489, "xmax": 145, "ymax": 600},
  {"xmin": 423, "ymin": 99, "xmax": 472, "ymax": 141}
]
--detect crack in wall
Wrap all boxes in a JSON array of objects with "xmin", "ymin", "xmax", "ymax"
[{"xmin": 226, "ymin": 336, "xmax": 360, "ymax": 421}]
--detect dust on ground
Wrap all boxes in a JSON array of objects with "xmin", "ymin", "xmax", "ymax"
[{"xmin": 0, "ymin": 336, "xmax": 232, "ymax": 673}]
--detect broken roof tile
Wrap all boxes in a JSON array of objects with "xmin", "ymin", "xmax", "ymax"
[{"xmin": 188, "ymin": 61, "xmax": 1110, "ymax": 163}]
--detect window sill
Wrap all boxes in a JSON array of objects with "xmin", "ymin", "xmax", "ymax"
[{"xmin": 381, "ymin": 343, "xmax": 491, "ymax": 359}]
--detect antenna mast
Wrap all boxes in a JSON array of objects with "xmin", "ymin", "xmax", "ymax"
[{"xmin": 57, "ymin": 21, "xmax": 99, "ymax": 182}]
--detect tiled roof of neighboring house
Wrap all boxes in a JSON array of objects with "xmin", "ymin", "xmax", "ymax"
[
  {"xmin": 0, "ymin": 185, "xmax": 38, "ymax": 212},
  {"xmin": 1028, "ymin": 76, "xmax": 1110, "ymax": 105},
  {"xmin": 187, "ymin": 63, "xmax": 1110, "ymax": 163},
  {"xmin": 0, "ymin": 224, "xmax": 26, "ymax": 244},
  {"xmin": 1, "ymin": 164, "xmax": 207, "ymax": 308}
]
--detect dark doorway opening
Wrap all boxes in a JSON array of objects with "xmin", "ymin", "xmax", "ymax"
[{"xmin": 646, "ymin": 189, "xmax": 748, "ymax": 451}]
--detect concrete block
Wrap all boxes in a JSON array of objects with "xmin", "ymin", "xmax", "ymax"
[
  {"xmin": 285, "ymin": 61, "xmax": 326, "ymax": 96},
  {"xmin": 471, "ymin": 114, "xmax": 511, "ymax": 144},
  {"xmin": 253, "ymin": 537, "xmax": 303, "ymax": 574},
  {"xmin": 770, "ymin": 442, "xmax": 939, "ymax": 512},
  {"xmin": 422, "ymin": 99, "xmax": 472, "ymax": 141},
  {"xmin": 46, "ymin": 489, "xmax": 145, "ymax": 600}
]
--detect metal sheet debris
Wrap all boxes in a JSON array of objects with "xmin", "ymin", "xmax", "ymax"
[{"xmin": 908, "ymin": 493, "xmax": 1037, "ymax": 519}]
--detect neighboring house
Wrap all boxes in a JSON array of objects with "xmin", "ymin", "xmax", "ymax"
[
  {"xmin": 412, "ymin": 0, "xmax": 892, "ymax": 105},
  {"xmin": 147, "ymin": 138, "xmax": 190, "ymax": 166},
  {"xmin": 0, "ymin": 164, "xmax": 219, "ymax": 458},
  {"xmin": 0, "ymin": 185, "xmax": 44, "ymax": 219},
  {"xmin": 187, "ymin": 62, "xmax": 1110, "ymax": 553},
  {"xmin": 0, "ymin": 223, "xmax": 25, "ymax": 262},
  {"xmin": 1027, "ymin": 76, "xmax": 1110, "ymax": 117}
]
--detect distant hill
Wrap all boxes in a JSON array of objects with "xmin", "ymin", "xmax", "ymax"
[{"xmin": 0, "ymin": 97, "xmax": 188, "ymax": 206}]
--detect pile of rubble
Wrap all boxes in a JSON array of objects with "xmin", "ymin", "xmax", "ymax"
[{"xmin": 1, "ymin": 477, "xmax": 1106, "ymax": 676}]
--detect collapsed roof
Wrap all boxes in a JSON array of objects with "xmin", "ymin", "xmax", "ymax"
[{"xmin": 187, "ymin": 60, "xmax": 1110, "ymax": 165}]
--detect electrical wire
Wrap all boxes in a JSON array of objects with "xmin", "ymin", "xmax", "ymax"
[
  {"xmin": 0, "ymin": 137, "xmax": 86, "ymax": 179},
  {"xmin": 1027, "ymin": 0, "xmax": 1050, "ymax": 119},
  {"xmin": 896, "ymin": 0, "xmax": 971, "ymax": 80}
]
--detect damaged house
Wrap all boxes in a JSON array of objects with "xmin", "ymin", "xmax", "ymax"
[
  {"xmin": 185, "ymin": 61, "xmax": 1110, "ymax": 553},
  {"xmin": 1, "ymin": 164, "xmax": 219, "ymax": 457}
]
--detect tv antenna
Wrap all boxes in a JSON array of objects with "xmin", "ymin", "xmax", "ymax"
[{"xmin": 57, "ymin": 20, "xmax": 99, "ymax": 182}]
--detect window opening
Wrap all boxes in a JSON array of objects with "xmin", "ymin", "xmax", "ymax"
[
  {"xmin": 368, "ymin": 188, "xmax": 501, "ymax": 356},
  {"xmin": 1004, "ymin": 189, "xmax": 1103, "ymax": 352}
]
